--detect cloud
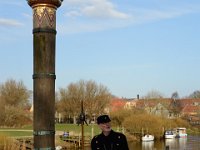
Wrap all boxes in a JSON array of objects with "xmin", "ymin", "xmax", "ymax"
[
  {"xmin": 58, "ymin": 0, "xmax": 131, "ymax": 34},
  {"xmin": 0, "ymin": 18, "xmax": 23, "ymax": 27},
  {"xmin": 81, "ymin": 2, "xmax": 129, "ymax": 19},
  {"xmin": 63, "ymin": 0, "xmax": 130, "ymax": 19},
  {"xmin": 131, "ymin": 6, "xmax": 199, "ymax": 24},
  {"xmin": 57, "ymin": 19, "xmax": 130, "ymax": 35},
  {"xmin": 58, "ymin": 1, "xmax": 200, "ymax": 34}
]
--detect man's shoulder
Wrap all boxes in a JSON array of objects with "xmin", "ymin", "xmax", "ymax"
[
  {"xmin": 93, "ymin": 134, "xmax": 101, "ymax": 139},
  {"xmin": 91, "ymin": 134, "xmax": 102, "ymax": 141},
  {"xmin": 112, "ymin": 131, "xmax": 126, "ymax": 139},
  {"xmin": 112, "ymin": 130, "xmax": 125, "ymax": 136}
]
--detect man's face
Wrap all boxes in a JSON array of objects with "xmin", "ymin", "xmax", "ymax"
[{"xmin": 98, "ymin": 122, "xmax": 111, "ymax": 132}]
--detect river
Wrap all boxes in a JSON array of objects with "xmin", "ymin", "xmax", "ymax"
[
  {"xmin": 82, "ymin": 135, "xmax": 200, "ymax": 150},
  {"xmin": 129, "ymin": 135, "xmax": 200, "ymax": 150}
]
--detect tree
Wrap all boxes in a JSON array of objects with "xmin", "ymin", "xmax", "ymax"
[
  {"xmin": 0, "ymin": 79, "xmax": 31, "ymax": 126},
  {"xmin": 188, "ymin": 90, "xmax": 200, "ymax": 99},
  {"xmin": 171, "ymin": 91, "xmax": 179, "ymax": 100},
  {"xmin": 110, "ymin": 109, "xmax": 138, "ymax": 127},
  {"xmin": 58, "ymin": 80, "xmax": 111, "ymax": 123},
  {"xmin": 143, "ymin": 90, "xmax": 164, "ymax": 99},
  {"xmin": 0, "ymin": 79, "xmax": 30, "ymax": 107}
]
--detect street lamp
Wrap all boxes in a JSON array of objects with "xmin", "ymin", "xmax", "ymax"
[{"xmin": 27, "ymin": 0, "xmax": 63, "ymax": 149}]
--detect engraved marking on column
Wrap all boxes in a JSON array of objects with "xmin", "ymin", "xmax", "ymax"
[{"xmin": 33, "ymin": 6, "xmax": 56, "ymax": 28}]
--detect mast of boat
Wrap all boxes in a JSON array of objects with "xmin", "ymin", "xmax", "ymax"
[{"xmin": 142, "ymin": 128, "xmax": 144, "ymax": 136}]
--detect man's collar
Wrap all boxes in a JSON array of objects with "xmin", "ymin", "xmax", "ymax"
[{"xmin": 101, "ymin": 129, "xmax": 113, "ymax": 137}]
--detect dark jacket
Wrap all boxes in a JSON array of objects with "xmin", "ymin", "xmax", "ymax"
[{"xmin": 91, "ymin": 130, "xmax": 129, "ymax": 150}]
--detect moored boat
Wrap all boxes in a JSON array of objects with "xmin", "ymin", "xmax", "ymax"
[
  {"xmin": 175, "ymin": 127, "xmax": 187, "ymax": 138},
  {"xmin": 164, "ymin": 130, "xmax": 176, "ymax": 139},
  {"xmin": 142, "ymin": 134, "xmax": 154, "ymax": 142}
]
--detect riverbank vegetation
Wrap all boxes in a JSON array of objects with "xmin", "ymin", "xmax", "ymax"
[
  {"xmin": 110, "ymin": 108, "xmax": 199, "ymax": 139},
  {"xmin": 0, "ymin": 135, "xmax": 22, "ymax": 150}
]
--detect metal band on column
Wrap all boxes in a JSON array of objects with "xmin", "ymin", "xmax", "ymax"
[
  {"xmin": 33, "ymin": 28, "xmax": 57, "ymax": 34},
  {"xmin": 32, "ymin": 73, "xmax": 56, "ymax": 79},
  {"xmin": 33, "ymin": 130, "xmax": 55, "ymax": 136}
]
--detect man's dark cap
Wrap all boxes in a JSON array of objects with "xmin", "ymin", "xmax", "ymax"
[{"xmin": 97, "ymin": 115, "xmax": 111, "ymax": 124}]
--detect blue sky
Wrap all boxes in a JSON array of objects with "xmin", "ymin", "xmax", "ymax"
[{"xmin": 0, "ymin": 0, "xmax": 200, "ymax": 98}]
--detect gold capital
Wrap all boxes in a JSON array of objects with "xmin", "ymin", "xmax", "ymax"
[{"xmin": 27, "ymin": 0, "xmax": 63, "ymax": 8}]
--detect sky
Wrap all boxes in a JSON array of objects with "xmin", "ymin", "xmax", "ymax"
[{"xmin": 0, "ymin": 0, "xmax": 200, "ymax": 98}]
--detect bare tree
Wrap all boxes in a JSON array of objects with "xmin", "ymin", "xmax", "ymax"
[
  {"xmin": 171, "ymin": 91, "xmax": 180, "ymax": 100},
  {"xmin": 84, "ymin": 80, "xmax": 111, "ymax": 117},
  {"xmin": 188, "ymin": 90, "xmax": 200, "ymax": 98},
  {"xmin": 0, "ymin": 79, "xmax": 30, "ymax": 107},
  {"xmin": 58, "ymin": 80, "xmax": 111, "ymax": 123},
  {"xmin": 143, "ymin": 90, "xmax": 164, "ymax": 99},
  {"xmin": 0, "ymin": 79, "xmax": 31, "ymax": 126}
]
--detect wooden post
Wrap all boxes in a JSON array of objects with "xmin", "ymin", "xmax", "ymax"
[
  {"xmin": 81, "ymin": 122, "xmax": 84, "ymax": 150},
  {"xmin": 166, "ymin": 145, "xmax": 169, "ymax": 150},
  {"xmin": 27, "ymin": 0, "xmax": 62, "ymax": 149},
  {"xmin": 91, "ymin": 125, "xmax": 94, "ymax": 138}
]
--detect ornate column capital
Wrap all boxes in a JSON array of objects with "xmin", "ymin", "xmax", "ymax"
[
  {"xmin": 27, "ymin": 0, "xmax": 63, "ymax": 30},
  {"xmin": 27, "ymin": 0, "xmax": 63, "ymax": 8}
]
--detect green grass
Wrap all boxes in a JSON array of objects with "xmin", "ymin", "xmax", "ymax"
[
  {"xmin": 0, "ymin": 123, "xmax": 122, "ymax": 137},
  {"xmin": 0, "ymin": 124, "xmax": 102, "ymax": 137},
  {"xmin": 0, "ymin": 131, "xmax": 33, "ymax": 137},
  {"xmin": 1, "ymin": 123, "xmax": 199, "ymax": 137}
]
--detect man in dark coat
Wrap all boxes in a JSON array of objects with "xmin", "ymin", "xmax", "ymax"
[{"xmin": 91, "ymin": 115, "xmax": 129, "ymax": 150}]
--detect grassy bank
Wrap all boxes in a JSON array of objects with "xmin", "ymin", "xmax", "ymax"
[
  {"xmin": 0, "ymin": 123, "xmax": 199, "ymax": 138},
  {"xmin": 0, "ymin": 124, "xmax": 101, "ymax": 137},
  {"xmin": 0, "ymin": 130, "xmax": 32, "ymax": 137}
]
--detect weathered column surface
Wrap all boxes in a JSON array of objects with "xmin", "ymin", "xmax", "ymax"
[{"xmin": 27, "ymin": 0, "xmax": 62, "ymax": 149}]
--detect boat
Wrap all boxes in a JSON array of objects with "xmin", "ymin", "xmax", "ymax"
[
  {"xmin": 175, "ymin": 127, "xmax": 187, "ymax": 138},
  {"xmin": 142, "ymin": 134, "xmax": 154, "ymax": 141},
  {"xmin": 164, "ymin": 130, "xmax": 176, "ymax": 139}
]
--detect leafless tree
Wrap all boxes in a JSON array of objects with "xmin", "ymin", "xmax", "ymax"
[
  {"xmin": 143, "ymin": 90, "xmax": 164, "ymax": 99},
  {"xmin": 171, "ymin": 91, "xmax": 180, "ymax": 100},
  {"xmin": 188, "ymin": 90, "xmax": 200, "ymax": 98},
  {"xmin": 0, "ymin": 79, "xmax": 31, "ymax": 126},
  {"xmin": 57, "ymin": 80, "xmax": 111, "ymax": 123},
  {"xmin": 0, "ymin": 79, "xmax": 30, "ymax": 107}
]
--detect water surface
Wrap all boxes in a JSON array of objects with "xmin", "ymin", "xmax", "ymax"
[{"xmin": 129, "ymin": 135, "xmax": 200, "ymax": 150}]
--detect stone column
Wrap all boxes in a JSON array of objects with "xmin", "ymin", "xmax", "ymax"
[{"xmin": 27, "ymin": 0, "xmax": 62, "ymax": 149}]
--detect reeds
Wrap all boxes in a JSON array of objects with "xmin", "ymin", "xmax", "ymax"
[{"xmin": 0, "ymin": 135, "xmax": 21, "ymax": 150}]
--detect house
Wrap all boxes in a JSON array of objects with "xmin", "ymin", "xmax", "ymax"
[
  {"xmin": 177, "ymin": 99, "xmax": 200, "ymax": 109},
  {"xmin": 180, "ymin": 104, "xmax": 200, "ymax": 116},
  {"xmin": 109, "ymin": 97, "xmax": 127, "ymax": 112},
  {"xmin": 188, "ymin": 115, "xmax": 200, "ymax": 126},
  {"xmin": 149, "ymin": 103, "xmax": 171, "ymax": 118},
  {"xmin": 134, "ymin": 98, "xmax": 173, "ymax": 118},
  {"xmin": 124, "ymin": 99, "xmax": 137, "ymax": 109},
  {"xmin": 135, "ymin": 98, "xmax": 200, "ymax": 120}
]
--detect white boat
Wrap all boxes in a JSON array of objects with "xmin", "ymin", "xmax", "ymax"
[
  {"xmin": 164, "ymin": 130, "xmax": 176, "ymax": 139},
  {"xmin": 142, "ymin": 134, "xmax": 154, "ymax": 141},
  {"xmin": 175, "ymin": 127, "xmax": 187, "ymax": 138}
]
